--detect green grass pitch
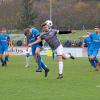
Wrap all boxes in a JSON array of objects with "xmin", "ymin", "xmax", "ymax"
[{"xmin": 0, "ymin": 56, "xmax": 100, "ymax": 100}]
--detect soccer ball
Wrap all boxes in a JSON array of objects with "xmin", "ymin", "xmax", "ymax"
[{"xmin": 45, "ymin": 20, "xmax": 53, "ymax": 27}]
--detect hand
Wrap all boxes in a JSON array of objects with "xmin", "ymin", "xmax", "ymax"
[{"xmin": 28, "ymin": 43, "xmax": 32, "ymax": 47}]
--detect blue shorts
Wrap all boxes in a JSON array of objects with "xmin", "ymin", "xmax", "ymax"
[
  {"xmin": 88, "ymin": 49, "xmax": 99, "ymax": 57},
  {"xmin": 31, "ymin": 44, "xmax": 41, "ymax": 56},
  {"xmin": 0, "ymin": 46, "xmax": 8, "ymax": 54}
]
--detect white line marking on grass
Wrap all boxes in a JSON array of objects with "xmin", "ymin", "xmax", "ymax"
[{"xmin": 96, "ymin": 85, "xmax": 100, "ymax": 87}]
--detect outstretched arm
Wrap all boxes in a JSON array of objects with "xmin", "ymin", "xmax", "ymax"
[
  {"xmin": 28, "ymin": 37, "xmax": 42, "ymax": 47},
  {"xmin": 82, "ymin": 35, "xmax": 89, "ymax": 38},
  {"xmin": 58, "ymin": 30, "xmax": 72, "ymax": 34}
]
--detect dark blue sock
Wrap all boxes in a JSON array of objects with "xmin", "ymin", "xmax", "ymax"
[
  {"xmin": 89, "ymin": 59, "xmax": 97, "ymax": 68},
  {"xmin": 4, "ymin": 56, "xmax": 8, "ymax": 62},
  {"xmin": 1, "ymin": 58, "xmax": 4, "ymax": 64},
  {"xmin": 41, "ymin": 60, "xmax": 47, "ymax": 69},
  {"xmin": 52, "ymin": 52, "xmax": 55, "ymax": 60},
  {"xmin": 26, "ymin": 53, "xmax": 30, "ymax": 57},
  {"xmin": 37, "ymin": 55, "xmax": 47, "ymax": 70},
  {"xmin": 94, "ymin": 57, "xmax": 99, "ymax": 64},
  {"xmin": 6, "ymin": 57, "xmax": 8, "ymax": 61},
  {"xmin": 37, "ymin": 55, "xmax": 42, "ymax": 70}
]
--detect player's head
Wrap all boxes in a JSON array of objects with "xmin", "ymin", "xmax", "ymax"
[
  {"xmin": 41, "ymin": 20, "xmax": 53, "ymax": 32},
  {"xmin": 24, "ymin": 28, "xmax": 31, "ymax": 36},
  {"xmin": 1, "ymin": 27, "xmax": 7, "ymax": 34},
  {"xmin": 94, "ymin": 26, "xmax": 100, "ymax": 33},
  {"xmin": 41, "ymin": 23, "xmax": 49, "ymax": 32}
]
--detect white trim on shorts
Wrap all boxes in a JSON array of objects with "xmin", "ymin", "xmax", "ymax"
[{"xmin": 55, "ymin": 44, "xmax": 63, "ymax": 56}]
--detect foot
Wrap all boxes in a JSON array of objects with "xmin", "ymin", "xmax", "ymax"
[
  {"xmin": 57, "ymin": 74, "xmax": 63, "ymax": 79},
  {"xmin": 25, "ymin": 64, "xmax": 30, "ymax": 68},
  {"xmin": 94, "ymin": 68, "xmax": 99, "ymax": 71},
  {"xmin": 2, "ymin": 63, "xmax": 5, "ymax": 66},
  {"xmin": 96, "ymin": 65, "xmax": 100, "ymax": 71},
  {"xmin": 45, "ymin": 68, "xmax": 49, "ymax": 77},
  {"xmin": 68, "ymin": 53, "xmax": 75, "ymax": 59},
  {"xmin": 2, "ymin": 61, "xmax": 7, "ymax": 66},
  {"xmin": 36, "ymin": 69, "xmax": 42, "ymax": 72},
  {"xmin": 4, "ymin": 61, "xmax": 7, "ymax": 66}
]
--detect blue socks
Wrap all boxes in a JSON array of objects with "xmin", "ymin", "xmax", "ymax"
[
  {"xmin": 4, "ymin": 56, "xmax": 8, "ymax": 62},
  {"xmin": 37, "ymin": 55, "xmax": 47, "ymax": 70},
  {"xmin": 89, "ymin": 57, "xmax": 98, "ymax": 68},
  {"xmin": 89, "ymin": 59, "xmax": 96, "ymax": 68}
]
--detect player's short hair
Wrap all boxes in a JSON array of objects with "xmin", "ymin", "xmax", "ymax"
[
  {"xmin": 24, "ymin": 28, "xmax": 30, "ymax": 36},
  {"xmin": 41, "ymin": 20, "xmax": 53, "ymax": 28},
  {"xmin": 41, "ymin": 22, "xmax": 47, "ymax": 27}
]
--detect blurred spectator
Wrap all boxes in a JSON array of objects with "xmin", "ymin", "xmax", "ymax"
[
  {"xmin": 63, "ymin": 40, "xmax": 71, "ymax": 47},
  {"xmin": 16, "ymin": 40, "xmax": 23, "ymax": 46}
]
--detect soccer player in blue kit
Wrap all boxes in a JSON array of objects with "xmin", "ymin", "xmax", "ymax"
[
  {"xmin": 0, "ymin": 28, "xmax": 11, "ymax": 66},
  {"xmin": 83, "ymin": 32, "xmax": 99, "ymax": 71},
  {"xmin": 84, "ymin": 26, "xmax": 100, "ymax": 71},
  {"xmin": 24, "ymin": 27, "xmax": 49, "ymax": 77}
]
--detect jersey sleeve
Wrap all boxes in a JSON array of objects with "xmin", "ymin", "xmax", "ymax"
[
  {"xmin": 32, "ymin": 28, "xmax": 40, "ymax": 37},
  {"xmin": 58, "ymin": 30, "xmax": 72, "ymax": 34},
  {"xmin": 89, "ymin": 33, "xmax": 93, "ymax": 39},
  {"xmin": 83, "ymin": 38, "xmax": 86, "ymax": 43}
]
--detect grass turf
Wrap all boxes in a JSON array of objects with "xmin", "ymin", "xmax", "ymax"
[{"xmin": 0, "ymin": 56, "xmax": 100, "ymax": 100}]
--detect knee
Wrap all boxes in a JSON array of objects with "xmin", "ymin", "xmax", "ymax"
[
  {"xmin": 35, "ymin": 52, "xmax": 39, "ymax": 57},
  {"xmin": 4, "ymin": 53, "xmax": 9, "ymax": 57},
  {"xmin": 89, "ymin": 56, "xmax": 95, "ymax": 60},
  {"xmin": 34, "ymin": 53, "xmax": 40, "ymax": 61},
  {"xmin": 57, "ymin": 56, "xmax": 63, "ymax": 62},
  {"xmin": 0, "ymin": 55, "xmax": 2, "ymax": 60}
]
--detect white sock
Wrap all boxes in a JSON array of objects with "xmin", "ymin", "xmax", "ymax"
[
  {"xmin": 26, "ymin": 57, "xmax": 30, "ymax": 65},
  {"xmin": 58, "ymin": 61, "xmax": 63, "ymax": 75}
]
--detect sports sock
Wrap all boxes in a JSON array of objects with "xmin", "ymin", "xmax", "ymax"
[
  {"xmin": 37, "ymin": 55, "xmax": 48, "ymax": 70},
  {"xmin": 41, "ymin": 59, "xmax": 47, "ymax": 68},
  {"xmin": 37, "ymin": 55, "xmax": 43, "ymax": 70},
  {"xmin": 26, "ymin": 53, "xmax": 30, "ymax": 65},
  {"xmin": 52, "ymin": 52, "xmax": 55, "ymax": 60},
  {"xmin": 94, "ymin": 57, "xmax": 99, "ymax": 64},
  {"xmin": 1, "ymin": 58, "xmax": 4, "ymax": 64},
  {"xmin": 58, "ymin": 61, "xmax": 63, "ymax": 74},
  {"xmin": 26, "ymin": 57, "xmax": 30, "ymax": 65},
  {"xmin": 4, "ymin": 56, "xmax": 8, "ymax": 62},
  {"xmin": 89, "ymin": 59, "xmax": 96, "ymax": 68}
]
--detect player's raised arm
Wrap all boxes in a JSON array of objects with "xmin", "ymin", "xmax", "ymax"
[
  {"xmin": 58, "ymin": 30, "xmax": 72, "ymax": 34},
  {"xmin": 28, "ymin": 37, "xmax": 42, "ymax": 47}
]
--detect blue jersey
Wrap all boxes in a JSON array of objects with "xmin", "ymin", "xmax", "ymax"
[
  {"xmin": 0, "ymin": 33, "xmax": 10, "ymax": 48},
  {"xmin": 26, "ymin": 28, "xmax": 40, "ymax": 44},
  {"xmin": 83, "ymin": 37, "xmax": 92, "ymax": 50},
  {"xmin": 89, "ymin": 32, "xmax": 100, "ymax": 49}
]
